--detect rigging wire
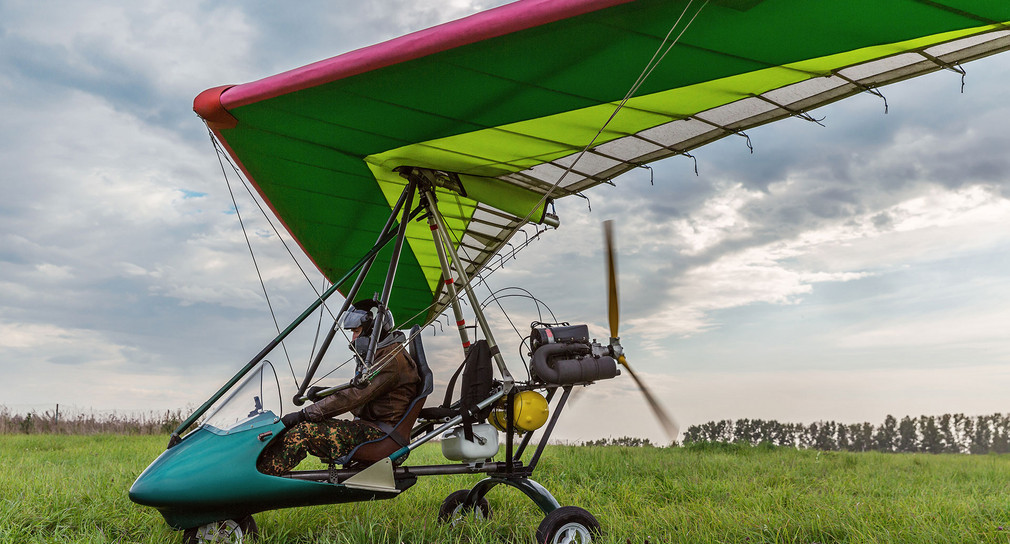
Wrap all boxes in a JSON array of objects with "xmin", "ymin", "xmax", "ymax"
[
  {"xmin": 407, "ymin": 1, "xmax": 712, "ymax": 363},
  {"xmin": 386, "ymin": 222, "xmax": 552, "ymax": 333},
  {"xmin": 308, "ymin": 355, "xmax": 357, "ymax": 387},
  {"xmin": 207, "ymin": 2, "xmax": 712, "ymax": 387},
  {"xmin": 511, "ymin": 0, "xmax": 711, "ymax": 229},
  {"xmin": 208, "ymin": 128, "xmax": 298, "ymax": 386},
  {"xmin": 437, "ymin": 217, "xmax": 526, "ymax": 345},
  {"xmin": 306, "ymin": 274, "xmax": 329, "ymax": 369},
  {"xmin": 210, "ymin": 133, "xmax": 338, "ymax": 322},
  {"xmin": 212, "ymin": 138, "xmax": 434, "ymax": 382}
]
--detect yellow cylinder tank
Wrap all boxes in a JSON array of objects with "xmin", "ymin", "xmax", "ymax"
[{"xmin": 490, "ymin": 390, "xmax": 549, "ymax": 433}]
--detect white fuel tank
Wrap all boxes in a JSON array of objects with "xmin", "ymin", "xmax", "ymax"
[{"xmin": 440, "ymin": 423, "xmax": 500, "ymax": 462}]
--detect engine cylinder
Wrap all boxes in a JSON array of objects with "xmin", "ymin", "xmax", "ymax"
[{"xmin": 530, "ymin": 342, "xmax": 619, "ymax": 385}]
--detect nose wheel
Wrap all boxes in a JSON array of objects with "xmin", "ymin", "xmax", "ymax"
[{"xmin": 182, "ymin": 515, "xmax": 257, "ymax": 543}]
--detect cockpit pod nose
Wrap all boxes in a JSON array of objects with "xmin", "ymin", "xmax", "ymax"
[
  {"xmin": 129, "ymin": 411, "xmax": 408, "ymax": 530},
  {"xmin": 128, "ymin": 413, "xmax": 287, "ymax": 529}
]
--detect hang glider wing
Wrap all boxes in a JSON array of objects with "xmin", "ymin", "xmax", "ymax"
[{"xmin": 195, "ymin": 0, "xmax": 1010, "ymax": 327}]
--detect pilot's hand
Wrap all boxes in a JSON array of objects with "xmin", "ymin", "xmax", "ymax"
[
  {"xmin": 281, "ymin": 410, "xmax": 306, "ymax": 428},
  {"xmin": 306, "ymin": 386, "xmax": 327, "ymax": 402}
]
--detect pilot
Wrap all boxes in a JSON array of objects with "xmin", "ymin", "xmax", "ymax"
[{"xmin": 258, "ymin": 299, "xmax": 420, "ymax": 475}]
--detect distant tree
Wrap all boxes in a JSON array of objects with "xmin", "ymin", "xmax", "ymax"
[
  {"xmin": 682, "ymin": 412, "xmax": 1010, "ymax": 454},
  {"xmin": 953, "ymin": 414, "xmax": 972, "ymax": 454},
  {"xmin": 19, "ymin": 412, "xmax": 34, "ymax": 434},
  {"xmin": 810, "ymin": 421, "xmax": 837, "ymax": 451},
  {"xmin": 971, "ymin": 416, "xmax": 993, "ymax": 454},
  {"xmin": 582, "ymin": 436, "xmax": 655, "ymax": 447},
  {"xmin": 919, "ymin": 416, "xmax": 942, "ymax": 454},
  {"xmin": 938, "ymin": 414, "xmax": 958, "ymax": 454},
  {"xmin": 682, "ymin": 425, "xmax": 703, "ymax": 444},
  {"xmin": 686, "ymin": 419, "xmax": 734, "ymax": 443},
  {"xmin": 992, "ymin": 415, "xmax": 1010, "ymax": 454},
  {"xmin": 733, "ymin": 418, "xmax": 754, "ymax": 444},
  {"xmin": 776, "ymin": 423, "xmax": 801, "ymax": 448},
  {"xmin": 712, "ymin": 419, "xmax": 734, "ymax": 443},
  {"xmin": 801, "ymin": 422, "xmax": 817, "ymax": 450},
  {"xmin": 800, "ymin": 422, "xmax": 811, "ymax": 448},
  {"xmin": 847, "ymin": 423, "xmax": 873, "ymax": 452},
  {"xmin": 874, "ymin": 415, "xmax": 897, "ymax": 453},
  {"xmin": 993, "ymin": 431, "xmax": 1009, "ymax": 454},
  {"xmin": 836, "ymin": 424, "xmax": 849, "ymax": 452},
  {"xmin": 861, "ymin": 422, "xmax": 876, "ymax": 452},
  {"xmin": 755, "ymin": 419, "xmax": 777, "ymax": 445},
  {"xmin": 725, "ymin": 418, "xmax": 777, "ymax": 446},
  {"xmin": 897, "ymin": 416, "xmax": 918, "ymax": 453}
]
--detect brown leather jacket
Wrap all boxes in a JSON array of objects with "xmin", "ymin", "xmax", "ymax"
[{"xmin": 303, "ymin": 334, "xmax": 420, "ymax": 426}]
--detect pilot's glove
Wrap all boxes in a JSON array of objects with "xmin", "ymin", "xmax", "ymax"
[
  {"xmin": 281, "ymin": 410, "xmax": 307, "ymax": 428},
  {"xmin": 306, "ymin": 386, "xmax": 327, "ymax": 402}
]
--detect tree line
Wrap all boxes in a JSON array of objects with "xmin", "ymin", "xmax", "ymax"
[
  {"xmin": 683, "ymin": 413, "xmax": 1010, "ymax": 454},
  {"xmin": 0, "ymin": 406, "xmax": 184, "ymax": 435},
  {"xmin": 7, "ymin": 403, "xmax": 1010, "ymax": 454}
]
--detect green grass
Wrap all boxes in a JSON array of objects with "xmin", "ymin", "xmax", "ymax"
[{"xmin": 3, "ymin": 436, "xmax": 1010, "ymax": 543}]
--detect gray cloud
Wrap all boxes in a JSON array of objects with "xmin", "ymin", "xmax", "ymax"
[{"xmin": 2, "ymin": 2, "xmax": 1009, "ymax": 440}]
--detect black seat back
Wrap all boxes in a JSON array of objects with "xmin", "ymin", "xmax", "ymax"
[
  {"xmin": 457, "ymin": 340, "xmax": 494, "ymax": 421},
  {"xmin": 409, "ymin": 326, "xmax": 435, "ymax": 404},
  {"xmin": 415, "ymin": 339, "xmax": 494, "ymax": 442}
]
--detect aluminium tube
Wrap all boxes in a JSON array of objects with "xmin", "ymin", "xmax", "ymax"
[
  {"xmin": 422, "ymin": 187, "xmax": 513, "ymax": 386},
  {"xmin": 361, "ymin": 179, "xmax": 416, "ymax": 376},
  {"xmin": 526, "ymin": 386, "xmax": 572, "ymax": 471},
  {"xmin": 294, "ymin": 184, "xmax": 414, "ymax": 402},
  {"xmin": 169, "ymin": 227, "xmax": 402, "ymax": 446},
  {"xmin": 285, "ymin": 461, "xmax": 520, "ymax": 482},
  {"xmin": 422, "ymin": 192, "xmax": 472, "ymax": 354}
]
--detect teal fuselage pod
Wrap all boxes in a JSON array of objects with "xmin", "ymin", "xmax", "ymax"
[{"xmin": 129, "ymin": 412, "xmax": 412, "ymax": 529}]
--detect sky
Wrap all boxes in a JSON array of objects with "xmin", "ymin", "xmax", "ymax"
[{"xmin": 2, "ymin": 1, "xmax": 1009, "ymax": 444}]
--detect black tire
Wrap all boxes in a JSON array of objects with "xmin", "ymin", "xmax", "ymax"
[
  {"xmin": 535, "ymin": 506, "xmax": 601, "ymax": 544},
  {"xmin": 182, "ymin": 515, "xmax": 258, "ymax": 543},
  {"xmin": 437, "ymin": 489, "xmax": 492, "ymax": 525}
]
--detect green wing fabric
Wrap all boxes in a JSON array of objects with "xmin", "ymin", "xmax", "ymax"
[{"xmin": 195, "ymin": 0, "xmax": 1010, "ymax": 327}]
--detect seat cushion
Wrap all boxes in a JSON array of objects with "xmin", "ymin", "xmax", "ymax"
[{"xmin": 347, "ymin": 399, "xmax": 424, "ymax": 463}]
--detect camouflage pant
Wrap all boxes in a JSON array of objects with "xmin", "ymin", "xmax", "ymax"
[{"xmin": 257, "ymin": 419, "xmax": 385, "ymax": 475}]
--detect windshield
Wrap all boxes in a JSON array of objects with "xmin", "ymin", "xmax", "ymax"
[{"xmin": 202, "ymin": 361, "xmax": 282, "ymax": 433}]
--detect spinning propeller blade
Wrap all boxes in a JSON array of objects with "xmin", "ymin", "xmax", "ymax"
[
  {"xmin": 604, "ymin": 221, "xmax": 620, "ymax": 340},
  {"xmin": 603, "ymin": 220, "xmax": 679, "ymax": 441}
]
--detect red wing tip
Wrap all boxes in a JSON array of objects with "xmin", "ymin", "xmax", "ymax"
[{"xmin": 194, "ymin": 85, "xmax": 238, "ymax": 130}]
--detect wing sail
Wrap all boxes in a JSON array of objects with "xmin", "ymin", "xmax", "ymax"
[{"xmin": 195, "ymin": 0, "xmax": 1010, "ymax": 326}]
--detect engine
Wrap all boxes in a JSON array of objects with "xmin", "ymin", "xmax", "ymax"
[{"xmin": 529, "ymin": 324, "xmax": 620, "ymax": 385}]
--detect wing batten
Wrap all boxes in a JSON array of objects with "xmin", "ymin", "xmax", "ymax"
[
  {"xmin": 464, "ymin": 25, "xmax": 1010, "ymax": 201},
  {"xmin": 195, "ymin": 0, "xmax": 1010, "ymax": 327}
]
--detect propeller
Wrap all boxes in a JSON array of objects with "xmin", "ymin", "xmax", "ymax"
[{"xmin": 603, "ymin": 220, "xmax": 679, "ymax": 442}]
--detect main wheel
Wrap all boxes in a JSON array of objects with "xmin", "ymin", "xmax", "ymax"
[
  {"xmin": 182, "ymin": 515, "xmax": 258, "ymax": 543},
  {"xmin": 437, "ymin": 489, "xmax": 492, "ymax": 526},
  {"xmin": 535, "ymin": 506, "xmax": 601, "ymax": 544}
]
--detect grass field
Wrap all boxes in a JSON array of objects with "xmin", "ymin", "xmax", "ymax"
[{"xmin": 3, "ymin": 435, "xmax": 1010, "ymax": 543}]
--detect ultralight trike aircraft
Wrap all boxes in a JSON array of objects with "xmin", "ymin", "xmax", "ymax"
[{"xmin": 129, "ymin": 0, "xmax": 1010, "ymax": 542}]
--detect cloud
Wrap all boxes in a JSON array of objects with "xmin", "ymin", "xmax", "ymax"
[
  {"xmin": 622, "ymin": 182, "xmax": 1010, "ymax": 344},
  {"xmin": 0, "ymin": 321, "xmax": 133, "ymax": 366},
  {"xmin": 1, "ymin": 1, "xmax": 1008, "ymax": 441},
  {"xmin": 0, "ymin": 0, "xmax": 525, "ymax": 412},
  {"xmin": 1, "ymin": 1, "xmax": 258, "ymax": 130},
  {"xmin": 837, "ymin": 306, "xmax": 1010, "ymax": 352}
]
